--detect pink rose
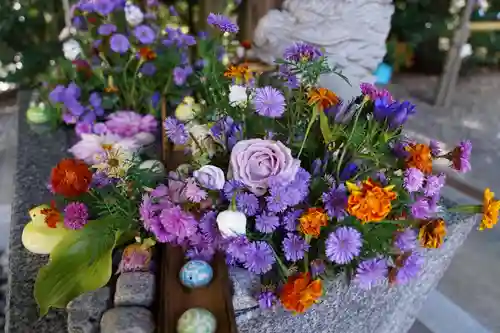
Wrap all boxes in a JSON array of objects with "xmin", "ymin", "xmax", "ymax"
[
  {"xmin": 230, "ymin": 139, "xmax": 300, "ymax": 196},
  {"xmin": 105, "ymin": 111, "xmax": 158, "ymax": 137}
]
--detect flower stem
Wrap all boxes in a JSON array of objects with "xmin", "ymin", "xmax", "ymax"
[
  {"xmin": 303, "ymin": 235, "xmax": 312, "ymax": 273},
  {"xmin": 298, "ymin": 106, "xmax": 318, "ymax": 157}
]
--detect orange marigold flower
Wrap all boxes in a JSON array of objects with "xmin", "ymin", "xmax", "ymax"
[
  {"xmin": 418, "ymin": 218, "xmax": 446, "ymax": 248},
  {"xmin": 138, "ymin": 47, "xmax": 157, "ymax": 61},
  {"xmin": 307, "ymin": 88, "xmax": 339, "ymax": 110},
  {"xmin": 299, "ymin": 208, "xmax": 328, "ymax": 238},
  {"xmin": 50, "ymin": 158, "xmax": 92, "ymax": 197},
  {"xmin": 480, "ymin": 188, "xmax": 500, "ymax": 230},
  {"xmin": 224, "ymin": 64, "xmax": 253, "ymax": 84},
  {"xmin": 346, "ymin": 178, "xmax": 397, "ymax": 223},
  {"xmin": 280, "ymin": 272, "xmax": 322, "ymax": 314},
  {"xmin": 405, "ymin": 143, "xmax": 433, "ymax": 174},
  {"xmin": 40, "ymin": 201, "xmax": 61, "ymax": 228}
]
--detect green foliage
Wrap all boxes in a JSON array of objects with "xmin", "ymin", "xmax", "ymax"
[{"xmin": 34, "ymin": 215, "xmax": 135, "ymax": 315}]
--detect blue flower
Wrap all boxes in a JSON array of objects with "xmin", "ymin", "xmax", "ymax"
[{"xmin": 207, "ymin": 13, "xmax": 239, "ymax": 33}]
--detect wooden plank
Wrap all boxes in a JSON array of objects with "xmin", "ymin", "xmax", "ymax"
[
  {"xmin": 469, "ymin": 21, "xmax": 500, "ymax": 31},
  {"xmin": 157, "ymin": 98, "xmax": 237, "ymax": 333},
  {"xmin": 434, "ymin": 0, "xmax": 476, "ymax": 107}
]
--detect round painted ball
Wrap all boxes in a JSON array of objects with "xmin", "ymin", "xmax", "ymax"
[
  {"xmin": 179, "ymin": 260, "xmax": 213, "ymax": 288},
  {"xmin": 177, "ymin": 308, "xmax": 217, "ymax": 333}
]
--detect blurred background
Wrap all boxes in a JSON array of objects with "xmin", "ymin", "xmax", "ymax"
[{"xmin": 0, "ymin": 0, "xmax": 499, "ymax": 332}]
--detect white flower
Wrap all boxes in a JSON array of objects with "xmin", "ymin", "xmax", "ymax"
[
  {"xmin": 175, "ymin": 96, "xmax": 201, "ymax": 121},
  {"xmin": 92, "ymin": 146, "xmax": 134, "ymax": 178},
  {"xmin": 69, "ymin": 133, "xmax": 140, "ymax": 164},
  {"xmin": 139, "ymin": 160, "xmax": 165, "ymax": 176},
  {"xmin": 216, "ymin": 210, "xmax": 247, "ymax": 238},
  {"xmin": 229, "ymin": 85, "xmax": 248, "ymax": 107},
  {"xmin": 193, "ymin": 165, "xmax": 225, "ymax": 190},
  {"xmin": 187, "ymin": 123, "xmax": 217, "ymax": 157},
  {"xmin": 62, "ymin": 39, "xmax": 82, "ymax": 61},
  {"xmin": 125, "ymin": 4, "xmax": 144, "ymax": 26}
]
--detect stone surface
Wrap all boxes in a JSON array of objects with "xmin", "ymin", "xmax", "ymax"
[
  {"xmin": 114, "ymin": 272, "xmax": 155, "ymax": 307},
  {"xmin": 236, "ymin": 210, "xmax": 478, "ymax": 333},
  {"xmin": 100, "ymin": 307, "xmax": 155, "ymax": 333},
  {"xmin": 6, "ymin": 90, "xmax": 71, "ymax": 332},
  {"xmin": 229, "ymin": 267, "xmax": 259, "ymax": 311},
  {"xmin": 253, "ymin": 0, "xmax": 394, "ymax": 84},
  {"xmin": 66, "ymin": 287, "xmax": 111, "ymax": 333}
]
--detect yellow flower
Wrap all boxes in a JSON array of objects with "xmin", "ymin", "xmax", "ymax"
[
  {"xmin": 307, "ymin": 88, "xmax": 339, "ymax": 110},
  {"xmin": 480, "ymin": 188, "xmax": 500, "ymax": 230},
  {"xmin": 418, "ymin": 218, "xmax": 446, "ymax": 248},
  {"xmin": 299, "ymin": 208, "xmax": 328, "ymax": 238},
  {"xmin": 175, "ymin": 96, "xmax": 200, "ymax": 121},
  {"xmin": 224, "ymin": 64, "xmax": 253, "ymax": 85},
  {"xmin": 346, "ymin": 178, "xmax": 397, "ymax": 223}
]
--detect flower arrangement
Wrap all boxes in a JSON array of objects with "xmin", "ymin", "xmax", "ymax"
[{"xmin": 21, "ymin": 1, "xmax": 500, "ymax": 319}]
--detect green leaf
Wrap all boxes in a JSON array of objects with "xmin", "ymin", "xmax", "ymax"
[
  {"xmin": 34, "ymin": 216, "xmax": 134, "ymax": 316},
  {"xmin": 447, "ymin": 205, "xmax": 482, "ymax": 214}
]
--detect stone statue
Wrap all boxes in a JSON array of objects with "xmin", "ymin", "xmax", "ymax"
[{"xmin": 252, "ymin": 0, "xmax": 394, "ymax": 100}]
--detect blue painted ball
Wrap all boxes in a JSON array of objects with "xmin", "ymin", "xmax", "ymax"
[{"xmin": 179, "ymin": 260, "xmax": 213, "ymax": 288}]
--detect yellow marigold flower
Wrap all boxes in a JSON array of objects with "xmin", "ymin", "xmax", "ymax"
[
  {"xmin": 346, "ymin": 178, "xmax": 397, "ymax": 223},
  {"xmin": 307, "ymin": 87, "xmax": 339, "ymax": 110},
  {"xmin": 405, "ymin": 143, "xmax": 433, "ymax": 174},
  {"xmin": 224, "ymin": 64, "xmax": 253, "ymax": 85},
  {"xmin": 480, "ymin": 188, "xmax": 500, "ymax": 230},
  {"xmin": 418, "ymin": 218, "xmax": 446, "ymax": 248},
  {"xmin": 299, "ymin": 208, "xmax": 328, "ymax": 238}
]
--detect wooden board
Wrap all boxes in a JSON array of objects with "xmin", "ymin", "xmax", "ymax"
[
  {"xmin": 469, "ymin": 21, "xmax": 500, "ymax": 31},
  {"xmin": 157, "ymin": 99, "xmax": 238, "ymax": 333}
]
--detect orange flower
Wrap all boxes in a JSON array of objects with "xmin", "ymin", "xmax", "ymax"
[
  {"xmin": 299, "ymin": 208, "xmax": 328, "ymax": 238},
  {"xmin": 418, "ymin": 218, "xmax": 446, "ymax": 248},
  {"xmin": 138, "ymin": 47, "xmax": 157, "ymax": 61},
  {"xmin": 280, "ymin": 272, "xmax": 322, "ymax": 313},
  {"xmin": 480, "ymin": 188, "xmax": 500, "ymax": 230},
  {"xmin": 405, "ymin": 143, "xmax": 433, "ymax": 174},
  {"xmin": 346, "ymin": 178, "xmax": 397, "ymax": 223},
  {"xmin": 40, "ymin": 201, "xmax": 61, "ymax": 228},
  {"xmin": 224, "ymin": 64, "xmax": 253, "ymax": 84},
  {"xmin": 307, "ymin": 88, "xmax": 339, "ymax": 110},
  {"xmin": 50, "ymin": 158, "xmax": 92, "ymax": 197}
]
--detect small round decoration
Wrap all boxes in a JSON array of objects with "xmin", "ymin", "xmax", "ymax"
[
  {"xmin": 179, "ymin": 260, "xmax": 213, "ymax": 288},
  {"xmin": 177, "ymin": 308, "xmax": 216, "ymax": 333}
]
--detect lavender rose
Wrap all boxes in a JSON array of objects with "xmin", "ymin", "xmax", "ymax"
[
  {"xmin": 230, "ymin": 139, "xmax": 300, "ymax": 196},
  {"xmin": 193, "ymin": 165, "xmax": 225, "ymax": 190}
]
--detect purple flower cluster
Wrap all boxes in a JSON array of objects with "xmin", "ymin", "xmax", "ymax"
[
  {"xmin": 360, "ymin": 83, "xmax": 394, "ymax": 103},
  {"xmin": 265, "ymin": 168, "xmax": 310, "ymax": 213},
  {"xmin": 210, "ymin": 116, "xmax": 242, "ymax": 150},
  {"xmin": 173, "ymin": 66, "xmax": 193, "ymax": 86},
  {"xmin": 281, "ymin": 209, "xmax": 303, "ymax": 232},
  {"xmin": 163, "ymin": 27, "xmax": 196, "ymax": 48},
  {"xmin": 236, "ymin": 192, "xmax": 259, "ymax": 216},
  {"xmin": 77, "ymin": 0, "xmax": 123, "ymax": 15},
  {"xmin": 258, "ymin": 291, "xmax": 277, "ymax": 310},
  {"xmin": 49, "ymin": 84, "xmax": 104, "ymax": 125},
  {"xmin": 64, "ymin": 202, "xmax": 89, "ymax": 229},
  {"xmin": 373, "ymin": 96, "xmax": 416, "ymax": 129},
  {"xmin": 105, "ymin": 111, "xmax": 158, "ymax": 137},
  {"xmin": 277, "ymin": 65, "xmax": 299, "ymax": 89},
  {"xmin": 394, "ymin": 228, "xmax": 417, "ymax": 252},
  {"xmin": 207, "ymin": 13, "xmax": 239, "ymax": 33},
  {"xmin": 283, "ymin": 42, "xmax": 322, "ymax": 63},
  {"xmin": 403, "ymin": 167, "xmax": 424, "ymax": 193},
  {"xmin": 354, "ymin": 257, "xmax": 388, "ymax": 290},
  {"xmin": 255, "ymin": 213, "xmax": 280, "ymax": 233},
  {"xmin": 253, "ymin": 86, "xmax": 286, "ymax": 118},
  {"xmin": 225, "ymin": 237, "xmax": 276, "ymax": 274},
  {"xmin": 321, "ymin": 183, "xmax": 348, "ymax": 220},
  {"xmin": 325, "ymin": 227, "xmax": 362, "ymax": 264},
  {"xmin": 282, "ymin": 233, "xmax": 310, "ymax": 261},
  {"xmin": 409, "ymin": 173, "xmax": 445, "ymax": 220},
  {"xmin": 395, "ymin": 252, "xmax": 424, "ymax": 284},
  {"xmin": 164, "ymin": 116, "xmax": 188, "ymax": 145}
]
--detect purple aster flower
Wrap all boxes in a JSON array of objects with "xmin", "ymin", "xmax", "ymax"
[
  {"xmin": 282, "ymin": 209, "xmax": 303, "ymax": 232},
  {"xmin": 283, "ymin": 42, "xmax": 322, "ymax": 63},
  {"xmin": 110, "ymin": 34, "xmax": 130, "ymax": 53},
  {"xmin": 310, "ymin": 259, "xmax": 326, "ymax": 278},
  {"xmin": 277, "ymin": 65, "xmax": 300, "ymax": 89},
  {"xmin": 236, "ymin": 192, "xmax": 259, "ymax": 216},
  {"xmin": 325, "ymin": 227, "xmax": 362, "ymax": 264},
  {"xmin": 258, "ymin": 291, "xmax": 277, "ymax": 310},
  {"xmin": 255, "ymin": 212, "xmax": 280, "ymax": 233},
  {"xmin": 140, "ymin": 62, "xmax": 157, "ymax": 76},
  {"xmin": 253, "ymin": 86, "xmax": 286, "ymax": 118},
  {"xmin": 183, "ymin": 178, "xmax": 207, "ymax": 203},
  {"xmin": 173, "ymin": 66, "xmax": 191, "ymax": 86},
  {"xmin": 64, "ymin": 202, "xmax": 89, "ymax": 230},
  {"xmin": 394, "ymin": 228, "xmax": 417, "ymax": 252},
  {"xmin": 450, "ymin": 140, "xmax": 472, "ymax": 173},
  {"xmin": 223, "ymin": 179, "xmax": 245, "ymax": 200},
  {"xmin": 164, "ymin": 116, "xmax": 188, "ymax": 145},
  {"xmin": 321, "ymin": 183, "xmax": 348, "ymax": 220},
  {"xmin": 139, "ymin": 193, "xmax": 155, "ymax": 231},
  {"xmin": 354, "ymin": 258, "xmax": 388, "ymax": 290},
  {"xmin": 207, "ymin": 13, "xmax": 239, "ymax": 33},
  {"xmin": 243, "ymin": 241, "xmax": 276, "ymax": 274},
  {"xmin": 266, "ymin": 168, "xmax": 310, "ymax": 213},
  {"xmin": 429, "ymin": 139, "xmax": 441, "ymax": 157},
  {"xmin": 156, "ymin": 206, "xmax": 198, "ymax": 244},
  {"xmin": 98, "ymin": 23, "xmax": 116, "ymax": 36},
  {"xmin": 411, "ymin": 196, "xmax": 434, "ymax": 219},
  {"xmin": 396, "ymin": 252, "xmax": 424, "ymax": 285},
  {"xmin": 94, "ymin": 0, "xmax": 115, "ymax": 15},
  {"xmin": 404, "ymin": 167, "xmax": 424, "ymax": 193},
  {"xmin": 91, "ymin": 171, "xmax": 116, "ymax": 188},
  {"xmin": 226, "ymin": 235, "xmax": 250, "ymax": 262},
  {"xmin": 187, "ymin": 233, "xmax": 216, "ymax": 262},
  {"xmin": 134, "ymin": 25, "xmax": 156, "ymax": 44},
  {"xmin": 282, "ymin": 233, "xmax": 310, "ymax": 262},
  {"xmin": 423, "ymin": 173, "xmax": 446, "ymax": 197},
  {"xmin": 360, "ymin": 82, "xmax": 377, "ymax": 98}
]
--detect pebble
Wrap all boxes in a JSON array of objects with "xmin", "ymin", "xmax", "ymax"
[
  {"xmin": 114, "ymin": 272, "xmax": 155, "ymax": 307},
  {"xmin": 66, "ymin": 287, "xmax": 110, "ymax": 333},
  {"xmin": 100, "ymin": 307, "xmax": 155, "ymax": 333},
  {"xmin": 229, "ymin": 267, "xmax": 259, "ymax": 311}
]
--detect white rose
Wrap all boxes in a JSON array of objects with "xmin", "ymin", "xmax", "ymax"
[
  {"xmin": 62, "ymin": 39, "xmax": 82, "ymax": 61},
  {"xmin": 229, "ymin": 85, "xmax": 248, "ymax": 107},
  {"xmin": 216, "ymin": 210, "xmax": 247, "ymax": 238},
  {"xmin": 125, "ymin": 4, "xmax": 144, "ymax": 26},
  {"xmin": 193, "ymin": 165, "xmax": 225, "ymax": 190},
  {"xmin": 187, "ymin": 124, "xmax": 217, "ymax": 157}
]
